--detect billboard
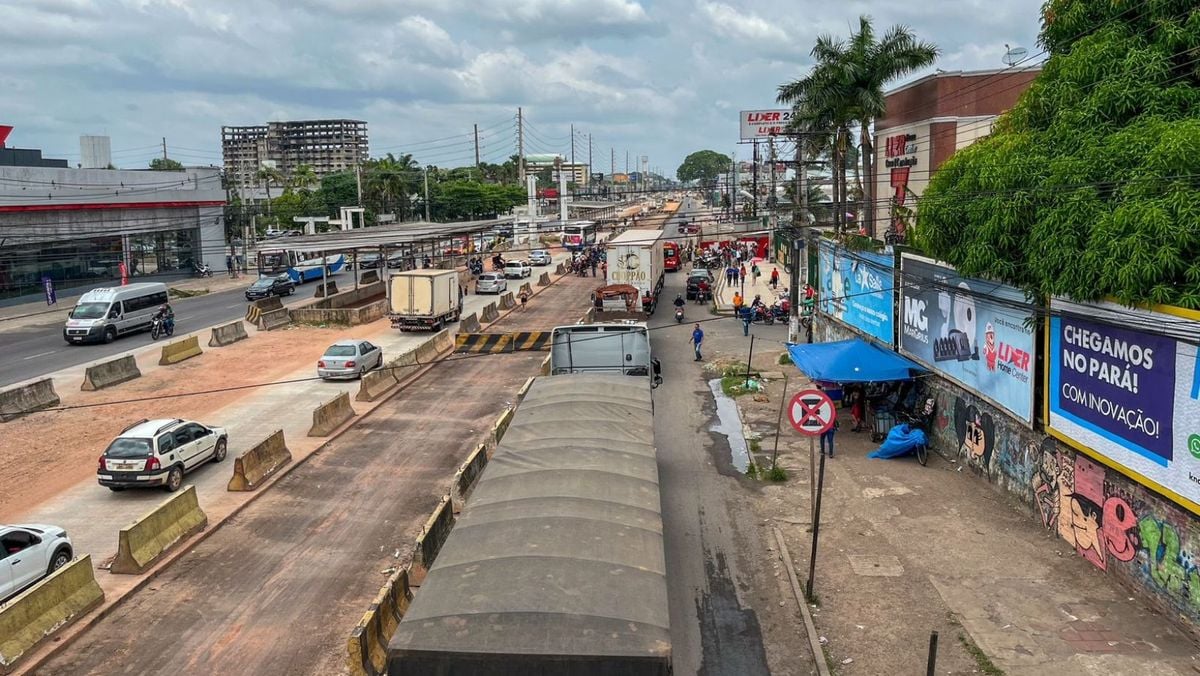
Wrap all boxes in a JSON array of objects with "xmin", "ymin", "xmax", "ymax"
[
  {"xmin": 739, "ymin": 110, "xmax": 792, "ymax": 141},
  {"xmin": 1048, "ymin": 299, "xmax": 1200, "ymax": 513},
  {"xmin": 612, "ymin": 173, "xmax": 629, "ymax": 184},
  {"xmin": 817, "ymin": 240, "xmax": 894, "ymax": 346},
  {"xmin": 899, "ymin": 254, "xmax": 1037, "ymax": 423}
]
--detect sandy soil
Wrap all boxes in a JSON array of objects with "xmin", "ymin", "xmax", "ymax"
[{"xmin": 0, "ymin": 323, "xmax": 364, "ymax": 519}]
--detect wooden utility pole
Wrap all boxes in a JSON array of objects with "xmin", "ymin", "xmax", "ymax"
[
  {"xmin": 474, "ymin": 123, "xmax": 480, "ymax": 169},
  {"xmin": 161, "ymin": 137, "xmax": 168, "ymax": 161}
]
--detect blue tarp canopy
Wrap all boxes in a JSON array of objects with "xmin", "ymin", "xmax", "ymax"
[{"xmin": 787, "ymin": 338, "xmax": 926, "ymax": 383}]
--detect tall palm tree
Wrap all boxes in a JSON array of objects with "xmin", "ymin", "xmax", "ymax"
[
  {"xmin": 289, "ymin": 164, "xmax": 318, "ymax": 193},
  {"xmin": 778, "ymin": 15, "xmax": 937, "ymax": 237},
  {"xmin": 364, "ymin": 153, "xmax": 419, "ymax": 220},
  {"xmin": 256, "ymin": 166, "xmax": 285, "ymax": 216}
]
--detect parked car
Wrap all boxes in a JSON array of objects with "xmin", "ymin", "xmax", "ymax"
[
  {"xmin": 356, "ymin": 253, "xmax": 383, "ymax": 269},
  {"xmin": 686, "ymin": 269, "xmax": 714, "ymax": 300},
  {"xmin": 244, "ymin": 274, "xmax": 295, "ymax": 300},
  {"xmin": 386, "ymin": 252, "xmax": 411, "ymax": 269},
  {"xmin": 678, "ymin": 221, "xmax": 700, "ymax": 235},
  {"xmin": 475, "ymin": 273, "xmax": 508, "ymax": 295},
  {"xmin": 264, "ymin": 228, "xmax": 283, "ymax": 238},
  {"xmin": 283, "ymin": 230, "xmax": 303, "ymax": 238},
  {"xmin": 504, "ymin": 260, "xmax": 532, "ymax": 279},
  {"xmin": 318, "ymin": 340, "xmax": 383, "ymax": 380},
  {"xmin": 529, "ymin": 250, "xmax": 552, "ymax": 266},
  {"xmin": 97, "ymin": 418, "xmax": 228, "ymax": 493},
  {"xmin": 0, "ymin": 524, "xmax": 73, "ymax": 602}
]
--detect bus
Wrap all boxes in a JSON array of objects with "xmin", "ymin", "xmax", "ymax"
[
  {"xmin": 663, "ymin": 241, "xmax": 681, "ymax": 272},
  {"xmin": 257, "ymin": 248, "xmax": 346, "ymax": 283},
  {"xmin": 562, "ymin": 221, "xmax": 598, "ymax": 250}
]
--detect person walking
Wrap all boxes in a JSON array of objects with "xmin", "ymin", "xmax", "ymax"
[
  {"xmin": 689, "ymin": 323, "xmax": 704, "ymax": 361},
  {"xmin": 820, "ymin": 419, "xmax": 838, "ymax": 457},
  {"xmin": 770, "ymin": 267, "xmax": 780, "ymax": 290},
  {"xmin": 725, "ymin": 265, "xmax": 735, "ymax": 287},
  {"xmin": 739, "ymin": 263, "xmax": 747, "ymax": 288},
  {"xmin": 732, "ymin": 265, "xmax": 741, "ymax": 287},
  {"xmin": 732, "ymin": 291, "xmax": 743, "ymax": 316},
  {"xmin": 519, "ymin": 288, "xmax": 530, "ymax": 311},
  {"xmin": 740, "ymin": 304, "xmax": 753, "ymax": 336},
  {"xmin": 751, "ymin": 262, "xmax": 760, "ymax": 286}
]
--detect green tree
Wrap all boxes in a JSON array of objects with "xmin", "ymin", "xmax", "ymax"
[
  {"xmin": 676, "ymin": 150, "xmax": 730, "ymax": 187},
  {"xmin": 318, "ymin": 171, "xmax": 359, "ymax": 216},
  {"xmin": 288, "ymin": 164, "xmax": 318, "ymax": 193},
  {"xmin": 778, "ymin": 15, "xmax": 937, "ymax": 236},
  {"xmin": 149, "ymin": 157, "xmax": 183, "ymax": 171},
  {"xmin": 914, "ymin": 0, "xmax": 1200, "ymax": 308},
  {"xmin": 363, "ymin": 153, "xmax": 419, "ymax": 219}
]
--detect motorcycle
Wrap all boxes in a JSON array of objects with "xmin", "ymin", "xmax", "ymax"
[
  {"xmin": 193, "ymin": 261, "xmax": 213, "ymax": 278},
  {"xmin": 751, "ymin": 304, "xmax": 775, "ymax": 325},
  {"xmin": 768, "ymin": 302, "xmax": 790, "ymax": 321},
  {"xmin": 674, "ymin": 306, "xmax": 685, "ymax": 323},
  {"xmin": 150, "ymin": 315, "xmax": 175, "ymax": 340}
]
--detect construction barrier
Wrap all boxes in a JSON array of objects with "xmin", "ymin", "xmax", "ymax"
[
  {"xmin": 413, "ymin": 330, "xmax": 453, "ymax": 364},
  {"xmin": 480, "ymin": 302, "xmax": 499, "ymax": 323},
  {"xmin": 555, "ymin": 262, "xmax": 566, "ymax": 275},
  {"xmin": 498, "ymin": 291, "xmax": 516, "ymax": 310},
  {"xmin": 537, "ymin": 272, "xmax": 551, "ymax": 287},
  {"xmin": 227, "ymin": 429, "xmax": 291, "ymax": 491},
  {"xmin": 511, "ymin": 331, "xmax": 551, "ymax": 351},
  {"xmin": 208, "ymin": 320, "xmax": 249, "ymax": 347},
  {"xmin": 409, "ymin": 495, "xmax": 454, "ymax": 586},
  {"xmin": 158, "ymin": 335, "xmax": 202, "ymax": 366},
  {"xmin": 491, "ymin": 407, "xmax": 515, "ymax": 447},
  {"xmin": 454, "ymin": 331, "xmax": 551, "ymax": 353},
  {"xmin": 516, "ymin": 376, "xmax": 535, "ymax": 400},
  {"xmin": 451, "ymin": 443, "xmax": 490, "ymax": 513},
  {"xmin": 540, "ymin": 354, "xmax": 552, "ymax": 375},
  {"xmin": 245, "ymin": 297, "xmax": 283, "ymax": 325},
  {"xmin": 0, "ymin": 555, "xmax": 104, "ymax": 671},
  {"xmin": 308, "ymin": 391, "xmax": 356, "ymax": 437},
  {"xmin": 359, "ymin": 269, "xmax": 380, "ymax": 284},
  {"xmin": 355, "ymin": 368, "xmax": 398, "ymax": 402},
  {"xmin": 459, "ymin": 312, "xmax": 481, "ymax": 334},
  {"xmin": 259, "ymin": 308, "xmax": 291, "ymax": 331},
  {"xmin": 0, "ymin": 378, "xmax": 60, "ymax": 423},
  {"xmin": 346, "ymin": 567, "xmax": 414, "ymax": 676},
  {"xmin": 314, "ymin": 280, "xmax": 339, "ymax": 298},
  {"xmin": 81, "ymin": 355, "xmax": 141, "ymax": 392},
  {"xmin": 110, "ymin": 486, "xmax": 208, "ymax": 575}
]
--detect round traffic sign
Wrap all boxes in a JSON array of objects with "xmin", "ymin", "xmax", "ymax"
[{"xmin": 788, "ymin": 389, "xmax": 837, "ymax": 437}]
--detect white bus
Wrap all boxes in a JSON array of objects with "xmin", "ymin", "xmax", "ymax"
[{"xmin": 561, "ymin": 222, "xmax": 598, "ymax": 250}]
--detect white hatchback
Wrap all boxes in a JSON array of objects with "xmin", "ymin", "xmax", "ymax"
[
  {"xmin": 98, "ymin": 418, "xmax": 228, "ymax": 492},
  {"xmin": 0, "ymin": 524, "xmax": 74, "ymax": 602},
  {"xmin": 504, "ymin": 260, "xmax": 532, "ymax": 279}
]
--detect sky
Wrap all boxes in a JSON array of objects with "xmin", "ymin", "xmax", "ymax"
[{"xmin": 1, "ymin": 0, "xmax": 1045, "ymax": 177}]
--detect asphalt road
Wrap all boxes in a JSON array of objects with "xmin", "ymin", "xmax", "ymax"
[
  {"xmin": 0, "ymin": 276, "xmax": 332, "ymax": 388},
  {"xmin": 653, "ymin": 201, "xmax": 772, "ymax": 675}
]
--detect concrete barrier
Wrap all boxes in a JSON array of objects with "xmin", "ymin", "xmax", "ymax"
[
  {"xmin": 519, "ymin": 282, "xmax": 533, "ymax": 297},
  {"xmin": 516, "ymin": 376, "xmax": 535, "ymax": 400},
  {"xmin": 414, "ymin": 329, "xmax": 452, "ymax": 364},
  {"xmin": 555, "ymin": 262, "xmax": 566, "ymax": 275},
  {"xmin": 227, "ymin": 429, "xmax": 292, "ymax": 491},
  {"xmin": 158, "ymin": 335, "xmax": 202, "ymax": 366},
  {"xmin": 498, "ymin": 291, "xmax": 516, "ymax": 310},
  {"xmin": 409, "ymin": 495, "xmax": 454, "ymax": 586},
  {"xmin": 314, "ymin": 280, "xmax": 339, "ymax": 297},
  {"xmin": 537, "ymin": 271, "xmax": 551, "ymax": 287},
  {"xmin": 308, "ymin": 391, "xmax": 356, "ymax": 437},
  {"xmin": 359, "ymin": 269, "xmax": 380, "ymax": 284},
  {"xmin": 259, "ymin": 308, "xmax": 291, "ymax": 331},
  {"xmin": 540, "ymin": 354, "xmax": 551, "ymax": 376},
  {"xmin": 208, "ymin": 320, "xmax": 249, "ymax": 347},
  {"xmin": 0, "ymin": 555, "xmax": 104, "ymax": 671},
  {"xmin": 491, "ymin": 407, "xmax": 515, "ymax": 447},
  {"xmin": 0, "ymin": 378, "xmax": 61, "ymax": 423},
  {"xmin": 110, "ymin": 486, "xmax": 208, "ymax": 575},
  {"xmin": 346, "ymin": 567, "xmax": 413, "ymax": 676},
  {"xmin": 459, "ymin": 312, "xmax": 481, "ymax": 334},
  {"xmin": 480, "ymin": 302, "xmax": 499, "ymax": 323},
  {"xmin": 451, "ymin": 443, "xmax": 490, "ymax": 513},
  {"xmin": 355, "ymin": 368, "xmax": 398, "ymax": 402}
]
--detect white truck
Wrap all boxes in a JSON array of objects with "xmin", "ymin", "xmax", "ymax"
[
  {"xmin": 605, "ymin": 228, "xmax": 665, "ymax": 314},
  {"xmin": 388, "ymin": 269, "xmax": 461, "ymax": 331},
  {"xmin": 549, "ymin": 322, "xmax": 660, "ymax": 386}
]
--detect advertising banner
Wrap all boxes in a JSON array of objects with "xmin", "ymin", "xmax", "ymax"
[
  {"xmin": 899, "ymin": 254, "xmax": 1037, "ymax": 423},
  {"xmin": 1048, "ymin": 299, "xmax": 1200, "ymax": 512},
  {"xmin": 739, "ymin": 110, "xmax": 792, "ymax": 140},
  {"xmin": 817, "ymin": 240, "xmax": 894, "ymax": 346}
]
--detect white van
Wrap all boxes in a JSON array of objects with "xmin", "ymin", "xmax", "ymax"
[{"xmin": 63, "ymin": 283, "xmax": 170, "ymax": 344}]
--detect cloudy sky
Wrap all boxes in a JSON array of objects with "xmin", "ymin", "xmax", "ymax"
[{"xmin": 1, "ymin": 0, "xmax": 1044, "ymax": 176}]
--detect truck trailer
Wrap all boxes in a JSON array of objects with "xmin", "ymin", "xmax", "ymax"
[
  {"xmin": 387, "ymin": 269, "xmax": 461, "ymax": 331},
  {"xmin": 606, "ymin": 228, "xmax": 665, "ymax": 313}
]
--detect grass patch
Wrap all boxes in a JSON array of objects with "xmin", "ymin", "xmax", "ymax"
[
  {"xmin": 778, "ymin": 352, "xmax": 792, "ymax": 365},
  {"xmin": 958, "ymin": 633, "xmax": 1004, "ymax": 675},
  {"xmin": 766, "ymin": 466, "xmax": 788, "ymax": 482},
  {"xmin": 806, "ymin": 591, "xmax": 821, "ymax": 607},
  {"xmin": 744, "ymin": 460, "xmax": 759, "ymax": 479},
  {"xmin": 720, "ymin": 374, "xmax": 757, "ymax": 398},
  {"xmin": 748, "ymin": 438, "xmax": 762, "ymax": 454},
  {"xmin": 169, "ymin": 287, "xmax": 208, "ymax": 298}
]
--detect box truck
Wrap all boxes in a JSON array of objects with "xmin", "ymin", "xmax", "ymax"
[
  {"xmin": 387, "ymin": 269, "xmax": 461, "ymax": 331},
  {"xmin": 606, "ymin": 228, "xmax": 665, "ymax": 313}
]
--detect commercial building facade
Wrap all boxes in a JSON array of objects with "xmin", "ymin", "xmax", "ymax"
[
  {"xmin": 873, "ymin": 67, "xmax": 1040, "ymax": 241},
  {"xmin": 222, "ymin": 119, "xmax": 369, "ymax": 188}
]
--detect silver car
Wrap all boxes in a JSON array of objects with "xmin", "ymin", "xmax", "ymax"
[
  {"xmin": 529, "ymin": 249, "xmax": 552, "ymax": 266},
  {"xmin": 0, "ymin": 524, "xmax": 74, "ymax": 602},
  {"xmin": 318, "ymin": 340, "xmax": 383, "ymax": 380},
  {"xmin": 475, "ymin": 273, "xmax": 508, "ymax": 295}
]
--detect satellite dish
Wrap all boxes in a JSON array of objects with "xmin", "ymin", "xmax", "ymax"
[{"xmin": 1003, "ymin": 45, "xmax": 1028, "ymax": 66}]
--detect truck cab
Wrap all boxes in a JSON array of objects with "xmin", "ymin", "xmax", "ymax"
[{"xmin": 549, "ymin": 322, "xmax": 661, "ymax": 387}]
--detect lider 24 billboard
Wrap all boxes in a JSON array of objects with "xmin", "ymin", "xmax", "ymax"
[
  {"xmin": 1048, "ymin": 298, "xmax": 1200, "ymax": 514},
  {"xmin": 898, "ymin": 254, "xmax": 1037, "ymax": 424}
]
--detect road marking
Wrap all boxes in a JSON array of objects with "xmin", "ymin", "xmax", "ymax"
[{"xmin": 23, "ymin": 350, "xmax": 58, "ymax": 360}]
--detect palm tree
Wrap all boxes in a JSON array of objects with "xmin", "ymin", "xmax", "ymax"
[
  {"xmin": 256, "ymin": 166, "xmax": 285, "ymax": 216},
  {"xmin": 778, "ymin": 15, "xmax": 937, "ymax": 237},
  {"xmin": 364, "ymin": 153, "xmax": 419, "ymax": 220},
  {"xmin": 289, "ymin": 164, "xmax": 318, "ymax": 193}
]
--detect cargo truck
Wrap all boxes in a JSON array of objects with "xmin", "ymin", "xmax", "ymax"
[
  {"xmin": 550, "ymin": 321, "xmax": 661, "ymax": 385},
  {"xmin": 387, "ymin": 269, "xmax": 461, "ymax": 331},
  {"xmin": 606, "ymin": 228, "xmax": 664, "ymax": 313}
]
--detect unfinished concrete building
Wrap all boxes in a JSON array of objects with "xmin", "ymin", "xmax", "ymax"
[{"xmin": 221, "ymin": 119, "xmax": 369, "ymax": 188}]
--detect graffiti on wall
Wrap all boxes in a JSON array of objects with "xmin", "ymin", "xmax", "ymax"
[{"xmin": 954, "ymin": 397, "xmax": 996, "ymax": 469}]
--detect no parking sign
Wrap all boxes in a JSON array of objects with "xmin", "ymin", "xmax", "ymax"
[{"xmin": 787, "ymin": 389, "xmax": 837, "ymax": 436}]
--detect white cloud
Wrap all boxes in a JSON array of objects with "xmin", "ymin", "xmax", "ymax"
[{"xmin": 699, "ymin": 2, "xmax": 789, "ymax": 45}]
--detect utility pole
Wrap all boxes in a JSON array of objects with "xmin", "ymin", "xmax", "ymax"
[
  {"xmin": 768, "ymin": 138, "xmax": 777, "ymax": 214},
  {"xmin": 161, "ymin": 137, "xmax": 168, "ymax": 162},
  {"xmin": 517, "ymin": 107, "xmax": 525, "ymax": 184},
  {"xmin": 789, "ymin": 135, "xmax": 807, "ymax": 344},
  {"xmin": 625, "ymin": 150, "xmax": 629, "ymax": 174},
  {"xmin": 588, "ymin": 134, "xmax": 593, "ymax": 189},
  {"xmin": 354, "ymin": 163, "xmax": 363, "ymax": 206},
  {"xmin": 611, "ymin": 147, "xmax": 615, "ymax": 175},
  {"xmin": 752, "ymin": 140, "xmax": 759, "ymax": 219},
  {"xmin": 423, "ymin": 167, "xmax": 430, "ymax": 222},
  {"xmin": 569, "ymin": 124, "xmax": 576, "ymax": 196},
  {"xmin": 474, "ymin": 123, "xmax": 480, "ymax": 169}
]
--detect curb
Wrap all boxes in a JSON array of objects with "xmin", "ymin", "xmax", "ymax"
[{"xmin": 773, "ymin": 526, "xmax": 831, "ymax": 676}]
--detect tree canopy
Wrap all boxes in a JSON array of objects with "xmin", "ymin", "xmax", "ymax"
[
  {"xmin": 914, "ymin": 0, "xmax": 1200, "ymax": 308},
  {"xmin": 149, "ymin": 157, "xmax": 183, "ymax": 171},
  {"xmin": 676, "ymin": 150, "xmax": 729, "ymax": 186}
]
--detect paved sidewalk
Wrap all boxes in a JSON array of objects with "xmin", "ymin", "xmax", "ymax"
[{"xmin": 713, "ymin": 257, "xmax": 791, "ymax": 314}]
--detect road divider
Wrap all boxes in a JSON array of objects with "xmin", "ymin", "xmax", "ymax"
[
  {"xmin": 498, "ymin": 291, "xmax": 516, "ymax": 310},
  {"xmin": 409, "ymin": 495, "xmax": 454, "ymax": 586},
  {"xmin": 158, "ymin": 335, "xmax": 202, "ymax": 366},
  {"xmin": 454, "ymin": 331, "xmax": 550, "ymax": 353},
  {"xmin": 540, "ymin": 354, "xmax": 552, "ymax": 375},
  {"xmin": 359, "ymin": 269, "xmax": 380, "ymax": 284},
  {"xmin": 259, "ymin": 308, "xmax": 291, "ymax": 331},
  {"xmin": 308, "ymin": 391, "xmax": 356, "ymax": 437},
  {"xmin": 356, "ymin": 368, "xmax": 398, "ymax": 402},
  {"xmin": 208, "ymin": 320, "xmax": 249, "ymax": 347},
  {"xmin": 480, "ymin": 302, "xmax": 499, "ymax": 323},
  {"xmin": 491, "ymin": 406, "xmax": 515, "ymax": 447},
  {"xmin": 0, "ymin": 378, "xmax": 60, "ymax": 422},
  {"xmin": 451, "ymin": 442, "xmax": 490, "ymax": 513},
  {"xmin": 414, "ymin": 330, "xmax": 452, "ymax": 363},
  {"xmin": 314, "ymin": 280, "xmax": 339, "ymax": 297},
  {"xmin": 0, "ymin": 555, "xmax": 104, "ymax": 671},
  {"xmin": 245, "ymin": 297, "xmax": 283, "ymax": 325},
  {"xmin": 227, "ymin": 429, "xmax": 292, "ymax": 491},
  {"xmin": 110, "ymin": 486, "xmax": 208, "ymax": 575},
  {"xmin": 516, "ymin": 376, "xmax": 535, "ymax": 400},
  {"xmin": 555, "ymin": 262, "xmax": 566, "ymax": 275},
  {"xmin": 459, "ymin": 312, "xmax": 481, "ymax": 333},
  {"xmin": 346, "ymin": 567, "xmax": 413, "ymax": 676},
  {"xmin": 537, "ymin": 272, "xmax": 551, "ymax": 286},
  {"xmin": 80, "ymin": 354, "xmax": 142, "ymax": 392}
]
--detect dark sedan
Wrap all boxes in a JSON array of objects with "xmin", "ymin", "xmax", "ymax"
[{"xmin": 244, "ymin": 274, "xmax": 295, "ymax": 300}]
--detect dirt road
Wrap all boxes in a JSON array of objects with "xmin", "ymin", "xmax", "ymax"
[{"xmin": 36, "ymin": 272, "xmax": 596, "ymax": 676}]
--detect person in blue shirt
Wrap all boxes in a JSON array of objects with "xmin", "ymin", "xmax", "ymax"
[
  {"xmin": 740, "ymin": 304, "xmax": 753, "ymax": 336},
  {"xmin": 690, "ymin": 323, "xmax": 704, "ymax": 361}
]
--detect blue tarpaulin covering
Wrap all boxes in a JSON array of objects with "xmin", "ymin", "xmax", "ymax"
[
  {"xmin": 786, "ymin": 338, "xmax": 926, "ymax": 383},
  {"xmin": 868, "ymin": 424, "xmax": 928, "ymax": 459}
]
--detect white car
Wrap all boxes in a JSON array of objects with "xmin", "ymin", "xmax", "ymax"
[
  {"xmin": 504, "ymin": 260, "xmax": 532, "ymax": 279},
  {"xmin": 318, "ymin": 340, "xmax": 383, "ymax": 380},
  {"xmin": 0, "ymin": 524, "xmax": 73, "ymax": 601},
  {"xmin": 98, "ymin": 418, "xmax": 228, "ymax": 492},
  {"xmin": 475, "ymin": 273, "xmax": 508, "ymax": 295},
  {"xmin": 529, "ymin": 250, "xmax": 552, "ymax": 266}
]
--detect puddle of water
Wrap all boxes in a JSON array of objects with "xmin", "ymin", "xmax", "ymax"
[{"xmin": 707, "ymin": 378, "xmax": 750, "ymax": 472}]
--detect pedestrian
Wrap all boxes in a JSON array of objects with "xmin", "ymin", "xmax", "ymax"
[
  {"xmin": 590, "ymin": 258, "xmax": 597, "ymax": 277},
  {"xmin": 725, "ymin": 266, "xmax": 734, "ymax": 287},
  {"xmin": 732, "ymin": 291, "xmax": 743, "ymax": 316},
  {"xmin": 732, "ymin": 266, "xmax": 741, "ymax": 286},
  {"xmin": 821, "ymin": 419, "xmax": 839, "ymax": 458},
  {"xmin": 225, "ymin": 255, "xmax": 234, "ymax": 278},
  {"xmin": 689, "ymin": 323, "xmax": 704, "ymax": 361},
  {"xmin": 770, "ymin": 267, "xmax": 779, "ymax": 290},
  {"xmin": 751, "ymin": 262, "xmax": 760, "ymax": 286},
  {"xmin": 739, "ymin": 264, "xmax": 747, "ymax": 286},
  {"xmin": 740, "ymin": 304, "xmax": 753, "ymax": 336},
  {"xmin": 519, "ymin": 289, "xmax": 530, "ymax": 310},
  {"xmin": 602, "ymin": 261, "xmax": 608, "ymax": 278}
]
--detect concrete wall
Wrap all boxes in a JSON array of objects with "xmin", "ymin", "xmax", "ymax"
[{"xmin": 289, "ymin": 282, "xmax": 387, "ymax": 326}]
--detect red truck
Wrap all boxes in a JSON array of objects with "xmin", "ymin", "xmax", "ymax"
[{"xmin": 663, "ymin": 241, "xmax": 681, "ymax": 272}]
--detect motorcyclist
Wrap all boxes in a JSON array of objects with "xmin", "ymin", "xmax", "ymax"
[
  {"xmin": 673, "ymin": 294, "xmax": 686, "ymax": 309},
  {"xmin": 492, "ymin": 253, "xmax": 505, "ymax": 271},
  {"xmin": 154, "ymin": 303, "xmax": 175, "ymax": 333}
]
